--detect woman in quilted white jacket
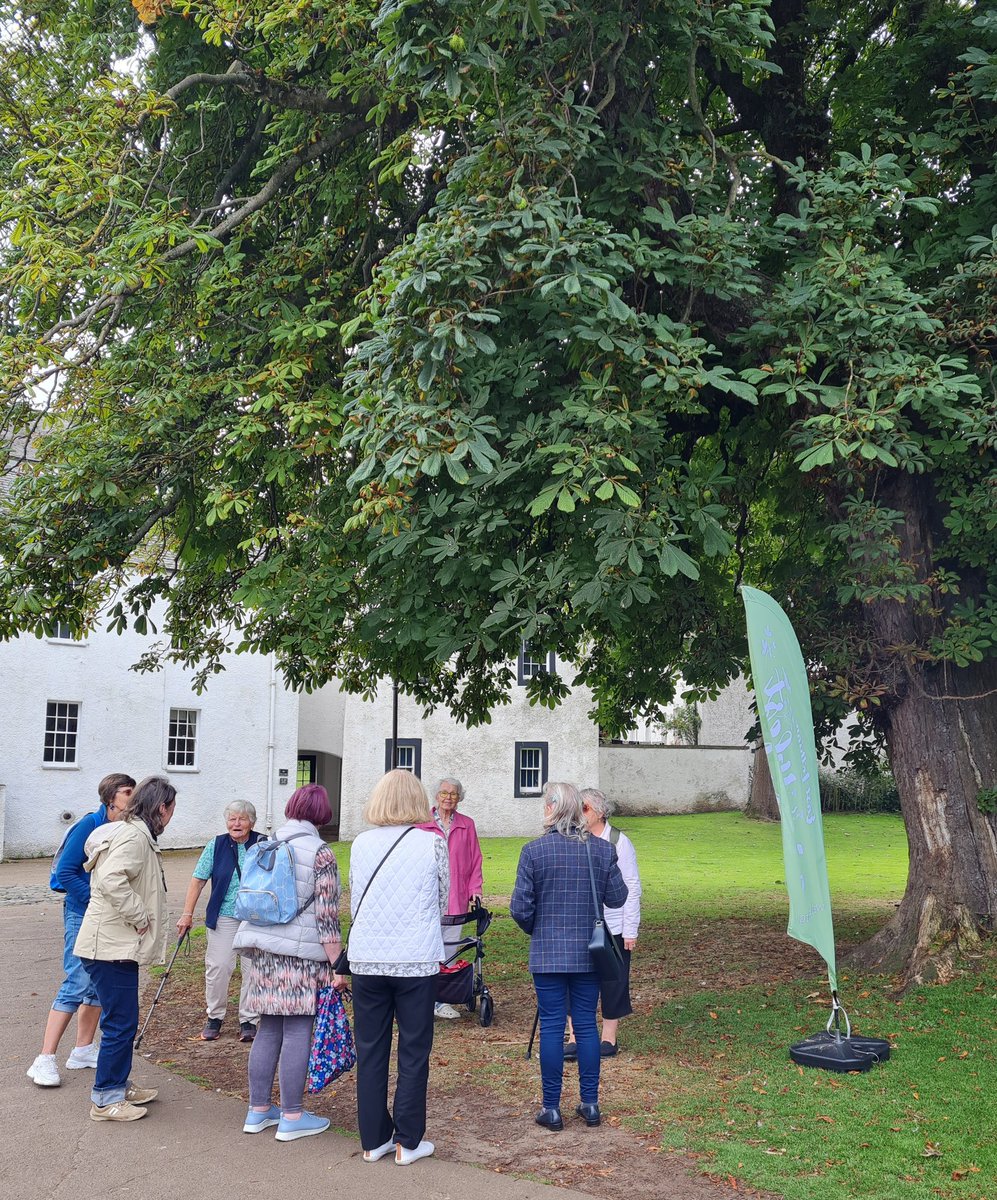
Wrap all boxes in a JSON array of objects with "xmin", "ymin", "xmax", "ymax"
[{"xmin": 344, "ymin": 769, "xmax": 449, "ymax": 1166}]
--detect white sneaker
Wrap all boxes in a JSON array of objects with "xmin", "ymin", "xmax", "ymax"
[
  {"xmin": 395, "ymin": 1139, "xmax": 435, "ymax": 1165},
  {"xmin": 27, "ymin": 1054, "xmax": 61, "ymax": 1087},
  {"xmin": 66, "ymin": 1042, "xmax": 99, "ymax": 1070},
  {"xmin": 434, "ymin": 1002, "xmax": 460, "ymax": 1020}
]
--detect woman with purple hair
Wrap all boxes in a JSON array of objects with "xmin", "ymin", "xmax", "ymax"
[{"xmin": 234, "ymin": 784, "xmax": 342, "ymax": 1142}]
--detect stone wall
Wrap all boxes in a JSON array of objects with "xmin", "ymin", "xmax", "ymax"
[{"xmin": 599, "ymin": 744, "xmax": 752, "ymax": 814}]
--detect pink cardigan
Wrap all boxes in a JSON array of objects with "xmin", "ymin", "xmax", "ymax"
[{"xmin": 418, "ymin": 810, "xmax": 484, "ymax": 914}]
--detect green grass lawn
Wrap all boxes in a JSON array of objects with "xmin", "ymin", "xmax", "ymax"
[
  {"xmin": 173, "ymin": 812, "xmax": 997, "ymax": 1200},
  {"xmin": 406, "ymin": 812, "xmax": 994, "ymax": 1200}
]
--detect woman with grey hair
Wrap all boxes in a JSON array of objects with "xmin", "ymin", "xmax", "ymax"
[
  {"xmin": 177, "ymin": 800, "xmax": 263, "ymax": 1042},
  {"xmin": 564, "ymin": 787, "xmax": 642, "ymax": 1058},
  {"xmin": 510, "ymin": 782, "xmax": 627, "ymax": 1131},
  {"xmin": 418, "ymin": 776, "xmax": 483, "ymax": 1019}
]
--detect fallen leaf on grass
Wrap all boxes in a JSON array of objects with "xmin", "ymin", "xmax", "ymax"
[
  {"xmin": 922, "ymin": 1142, "xmax": 942, "ymax": 1158},
  {"xmin": 951, "ymin": 1166, "xmax": 979, "ymax": 1180},
  {"xmin": 764, "ymin": 1148, "xmax": 786, "ymax": 1156},
  {"xmin": 816, "ymin": 1115, "xmax": 834, "ymax": 1124}
]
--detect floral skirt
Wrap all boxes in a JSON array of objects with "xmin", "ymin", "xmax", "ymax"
[{"xmin": 244, "ymin": 949, "xmax": 335, "ymax": 1017}]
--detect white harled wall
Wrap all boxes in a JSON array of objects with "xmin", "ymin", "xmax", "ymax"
[
  {"xmin": 338, "ymin": 667, "xmax": 599, "ymax": 840},
  {"xmin": 0, "ymin": 618, "xmax": 300, "ymax": 857}
]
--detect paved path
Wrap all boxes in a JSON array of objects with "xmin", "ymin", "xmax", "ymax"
[{"xmin": 1, "ymin": 852, "xmax": 595, "ymax": 1200}]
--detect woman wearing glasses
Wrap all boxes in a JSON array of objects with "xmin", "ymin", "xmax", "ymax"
[
  {"xmin": 74, "ymin": 775, "xmax": 177, "ymax": 1123},
  {"xmin": 420, "ymin": 777, "xmax": 483, "ymax": 1019}
]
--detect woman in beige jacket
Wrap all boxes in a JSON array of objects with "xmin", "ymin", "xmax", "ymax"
[{"xmin": 74, "ymin": 776, "xmax": 176, "ymax": 1123}]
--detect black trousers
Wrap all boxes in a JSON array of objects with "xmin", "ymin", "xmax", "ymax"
[{"xmin": 351, "ymin": 972, "xmax": 437, "ymax": 1151}]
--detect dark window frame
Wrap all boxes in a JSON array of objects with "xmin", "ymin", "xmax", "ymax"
[
  {"xmin": 384, "ymin": 737, "xmax": 423, "ymax": 777},
  {"xmin": 43, "ymin": 700, "xmax": 80, "ymax": 765},
  {"xmin": 517, "ymin": 642, "xmax": 556, "ymax": 685},
  {"xmin": 296, "ymin": 755, "xmax": 318, "ymax": 787},
  {"xmin": 514, "ymin": 740, "xmax": 549, "ymax": 797}
]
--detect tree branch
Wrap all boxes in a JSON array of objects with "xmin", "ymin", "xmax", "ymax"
[
  {"xmin": 163, "ymin": 65, "xmax": 371, "ymax": 117},
  {"xmin": 41, "ymin": 115, "xmax": 372, "ymax": 345}
]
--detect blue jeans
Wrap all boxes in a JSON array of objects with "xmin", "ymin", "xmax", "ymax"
[
  {"xmin": 79, "ymin": 959, "xmax": 139, "ymax": 1105},
  {"xmin": 52, "ymin": 904, "xmax": 100, "ymax": 1013},
  {"xmin": 533, "ymin": 971, "xmax": 601, "ymax": 1109}
]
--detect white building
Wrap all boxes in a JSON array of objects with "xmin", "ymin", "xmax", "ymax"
[
  {"xmin": 0, "ymin": 618, "xmax": 754, "ymax": 860},
  {"xmin": 0, "ymin": 618, "xmax": 299, "ymax": 859},
  {"xmin": 332, "ymin": 653, "xmax": 600, "ymax": 841}
]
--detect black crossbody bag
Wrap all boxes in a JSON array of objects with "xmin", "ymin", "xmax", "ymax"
[{"xmin": 584, "ymin": 837, "xmax": 624, "ymax": 982}]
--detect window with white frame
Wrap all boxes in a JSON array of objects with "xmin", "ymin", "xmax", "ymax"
[
  {"xmin": 384, "ymin": 738, "xmax": 422, "ymax": 776},
  {"xmin": 49, "ymin": 622, "xmax": 75, "ymax": 641},
  {"xmin": 517, "ymin": 642, "xmax": 555, "ymax": 685},
  {"xmin": 168, "ymin": 708, "xmax": 199, "ymax": 769},
  {"xmin": 44, "ymin": 701, "xmax": 80, "ymax": 764},
  {"xmin": 515, "ymin": 741, "xmax": 548, "ymax": 797}
]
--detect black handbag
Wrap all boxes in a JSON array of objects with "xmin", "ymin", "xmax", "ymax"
[
  {"xmin": 333, "ymin": 827, "xmax": 413, "ymax": 976},
  {"xmin": 584, "ymin": 838, "xmax": 624, "ymax": 983}
]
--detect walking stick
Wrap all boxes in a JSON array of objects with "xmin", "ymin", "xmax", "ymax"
[
  {"xmin": 525, "ymin": 1005, "xmax": 540, "ymax": 1059},
  {"xmin": 134, "ymin": 931, "xmax": 190, "ymax": 1051}
]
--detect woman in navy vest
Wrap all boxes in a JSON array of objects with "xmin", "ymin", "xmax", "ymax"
[{"xmin": 176, "ymin": 801, "xmax": 263, "ymax": 1042}]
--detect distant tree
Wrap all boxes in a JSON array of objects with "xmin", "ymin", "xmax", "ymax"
[
  {"xmin": 2, "ymin": 0, "xmax": 996, "ymax": 984},
  {"xmin": 662, "ymin": 703, "xmax": 702, "ymax": 747}
]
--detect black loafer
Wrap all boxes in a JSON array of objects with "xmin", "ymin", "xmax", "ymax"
[
  {"xmin": 563, "ymin": 1041, "xmax": 578, "ymax": 1061},
  {"xmin": 600, "ymin": 1040, "xmax": 618, "ymax": 1057},
  {"xmin": 535, "ymin": 1107, "xmax": 564, "ymax": 1131},
  {"xmin": 576, "ymin": 1102, "xmax": 601, "ymax": 1126}
]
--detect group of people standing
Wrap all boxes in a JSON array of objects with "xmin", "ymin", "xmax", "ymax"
[
  {"xmin": 28, "ymin": 773, "xmax": 177, "ymax": 1121},
  {"xmin": 28, "ymin": 766, "xmax": 641, "ymax": 1157}
]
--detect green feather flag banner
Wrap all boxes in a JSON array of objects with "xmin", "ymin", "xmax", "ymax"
[{"xmin": 742, "ymin": 586, "xmax": 838, "ymax": 993}]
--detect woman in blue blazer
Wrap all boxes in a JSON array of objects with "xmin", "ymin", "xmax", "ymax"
[{"xmin": 510, "ymin": 782, "xmax": 628, "ymax": 1130}]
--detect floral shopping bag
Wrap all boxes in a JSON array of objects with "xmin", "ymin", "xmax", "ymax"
[{"xmin": 306, "ymin": 986, "xmax": 357, "ymax": 1093}]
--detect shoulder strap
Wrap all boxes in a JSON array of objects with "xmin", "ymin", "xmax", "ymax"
[
  {"xmin": 583, "ymin": 836, "xmax": 603, "ymax": 922},
  {"xmin": 608, "ymin": 825, "xmax": 621, "ymax": 846},
  {"xmin": 351, "ymin": 827, "xmax": 415, "ymax": 925}
]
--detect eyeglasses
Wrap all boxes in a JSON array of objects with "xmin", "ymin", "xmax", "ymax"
[{"xmin": 438, "ymin": 791, "xmax": 460, "ymax": 799}]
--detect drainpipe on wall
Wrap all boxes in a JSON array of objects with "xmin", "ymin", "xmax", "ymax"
[
  {"xmin": 390, "ymin": 678, "xmax": 399, "ymax": 769},
  {"xmin": 265, "ymin": 653, "xmax": 277, "ymax": 833}
]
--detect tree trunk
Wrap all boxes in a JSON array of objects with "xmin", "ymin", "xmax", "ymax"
[
  {"xmin": 745, "ymin": 744, "xmax": 780, "ymax": 821},
  {"xmin": 845, "ymin": 473, "xmax": 997, "ymax": 987},
  {"xmin": 848, "ymin": 657, "xmax": 997, "ymax": 987}
]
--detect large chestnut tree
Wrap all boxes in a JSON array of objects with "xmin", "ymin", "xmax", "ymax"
[{"xmin": 2, "ymin": 0, "xmax": 996, "ymax": 983}]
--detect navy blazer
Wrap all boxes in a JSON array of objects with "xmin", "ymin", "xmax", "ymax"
[{"xmin": 510, "ymin": 830, "xmax": 628, "ymax": 973}]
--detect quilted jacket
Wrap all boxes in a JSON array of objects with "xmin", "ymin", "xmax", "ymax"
[
  {"xmin": 233, "ymin": 820, "xmax": 330, "ymax": 961},
  {"xmin": 347, "ymin": 825, "xmax": 447, "ymax": 968}
]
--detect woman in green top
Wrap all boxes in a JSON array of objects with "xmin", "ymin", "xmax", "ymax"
[{"xmin": 176, "ymin": 800, "xmax": 262, "ymax": 1042}]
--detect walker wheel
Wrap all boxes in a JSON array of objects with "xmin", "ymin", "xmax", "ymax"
[{"xmin": 479, "ymin": 990, "xmax": 494, "ymax": 1028}]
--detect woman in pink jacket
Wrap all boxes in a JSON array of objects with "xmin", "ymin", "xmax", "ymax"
[{"xmin": 420, "ymin": 777, "xmax": 483, "ymax": 1019}]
